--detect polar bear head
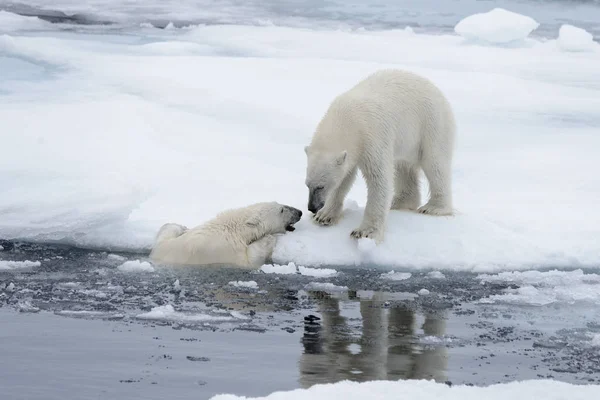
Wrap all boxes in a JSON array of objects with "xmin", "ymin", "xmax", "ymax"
[
  {"xmin": 304, "ymin": 146, "xmax": 348, "ymax": 213},
  {"xmin": 242, "ymin": 201, "xmax": 303, "ymax": 238}
]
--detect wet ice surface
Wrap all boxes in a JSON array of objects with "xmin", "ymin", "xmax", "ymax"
[{"xmin": 2, "ymin": 241, "xmax": 600, "ymax": 399}]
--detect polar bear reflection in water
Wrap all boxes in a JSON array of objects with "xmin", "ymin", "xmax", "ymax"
[{"xmin": 298, "ymin": 290, "xmax": 448, "ymax": 387}]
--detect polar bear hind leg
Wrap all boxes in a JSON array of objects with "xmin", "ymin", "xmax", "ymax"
[
  {"xmin": 418, "ymin": 160, "xmax": 453, "ymax": 215},
  {"xmin": 391, "ymin": 162, "xmax": 421, "ymax": 211},
  {"xmin": 418, "ymin": 120, "xmax": 454, "ymax": 215}
]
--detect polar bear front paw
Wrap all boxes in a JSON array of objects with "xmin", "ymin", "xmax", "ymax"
[
  {"xmin": 313, "ymin": 204, "xmax": 342, "ymax": 226},
  {"xmin": 247, "ymin": 235, "xmax": 277, "ymax": 268},
  {"xmin": 350, "ymin": 226, "xmax": 382, "ymax": 242}
]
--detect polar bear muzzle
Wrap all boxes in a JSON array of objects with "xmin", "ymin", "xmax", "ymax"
[
  {"xmin": 284, "ymin": 206, "xmax": 303, "ymax": 231},
  {"xmin": 307, "ymin": 187, "xmax": 325, "ymax": 214}
]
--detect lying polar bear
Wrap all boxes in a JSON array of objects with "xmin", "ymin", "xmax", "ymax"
[{"xmin": 149, "ymin": 202, "xmax": 302, "ymax": 268}]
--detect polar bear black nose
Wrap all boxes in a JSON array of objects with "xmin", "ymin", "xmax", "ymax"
[{"xmin": 308, "ymin": 204, "xmax": 317, "ymax": 214}]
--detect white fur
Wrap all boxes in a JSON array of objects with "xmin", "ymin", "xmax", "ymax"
[
  {"xmin": 305, "ymin": 69, "xmax": 456, "ymax": 242},
  {"xmin": 149, "ymin": 202, "xmax": 298, "ymax": 268}
]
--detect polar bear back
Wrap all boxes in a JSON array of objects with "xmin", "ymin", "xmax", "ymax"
[
  {"xmin": 150, "ymin": 228, "xmax": 247, "ymax": 266},
  {"xmin": 314, "ymin": 69, "xmax": 455, "ymax": 165}
]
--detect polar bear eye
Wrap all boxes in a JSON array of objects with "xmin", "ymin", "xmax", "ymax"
[{"xmin": 280, "ymin": 207, "xmax": 284, "ymax": 214}]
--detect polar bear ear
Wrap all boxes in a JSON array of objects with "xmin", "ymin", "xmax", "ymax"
[
  {"xmin": 245, "ymin": 216, "xmax": 261, "ymax": 228},
  {"xmin": 336, "ymin": 150, "xmax": 347, "ymax": 166},
  {"xmin": 304, "ymin": 146, "xmax": 310, "ymax": 155}
]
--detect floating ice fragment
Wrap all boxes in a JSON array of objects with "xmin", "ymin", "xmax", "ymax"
[
  {"xmin": 304, "ymin": 282, "xmax": 348, "ymax": 292},
  {"xmin": 117, "ymin": 260, "xmax": 155, "ymax": 272},
  {"xmin": 0, "ymin": 260, "xmax": 41, "ymax": 270},
  {"xmin": 228, "ymin": 281, "xmax": 259, "ymax": 289},
  {"xmin": 454, "ymin": 8, "xmax": 539, "ymax": 44},
  {"xmin": 557, "ymin": 24, "xmax": 598, "ymax": 52},
  {"xmin": 427, "ymin": 271, "xmax": 446, "ymax": 279},
  {"xmin": 260, "ymin": 262, "xmax": 337, "ymax": 278},
  {"xmin": 380, "ymin": 271, "xmax": 412, "ymax": 281}
]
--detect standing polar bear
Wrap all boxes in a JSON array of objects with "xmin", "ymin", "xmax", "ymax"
[
  {"xmin": 304, "ymin": 69, "xmax": 456, "ymax": 242},
  {"xmin": 149, "ymin": 202, "xmax": 302, "ymax": 268}
]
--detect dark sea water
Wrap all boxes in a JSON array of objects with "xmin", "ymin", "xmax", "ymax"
[{"xmin": 2, "ymin": 242, "xmax": 600, "ymax": 399}]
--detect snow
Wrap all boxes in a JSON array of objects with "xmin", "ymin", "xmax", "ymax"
[
  {"xmin": 557, "ymin": 24, "xmax": 599, "ymax": 52},
  {"xmin": 117, "ymin": 260, "xmax": 155, "ymax": 272},
  {"xmin": 454, "ymin": 8, "xmax": 539, "ymax": 44},
  {"xmin": 260, "ymin": 263, "xmax": 338, "ymax": 278},
  {"xmin": 356, "ymin": 238, "xmax": 377, "ymax": 253},
  {"xmin": 0, "ymin": 260, "xmax": 41, "ymax": 270},
  {"xmin": 229, "ymin": 280, "xmax": 259, "ymax": 289},
  {"xmin": 136, "ymin": 304, "xmax": 239, "ymax": 322},
  {"xmin": 210, "ymin": 379, "xmax": 600, "ymax": 400},
  {"xmin": 418, "ymin": 288, "xmax": 431, "ymax": 296},
  {"xmin": 1, "ymin": 10, "xmax": 599, "ymax": 273},
  {"xmin": 478, "ymin": 269, "xmax": 600, "ymax": 306}
]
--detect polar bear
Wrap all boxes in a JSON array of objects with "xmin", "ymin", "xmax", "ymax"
[
  {"xmin": 304, "ymin": 69, "xmax": 456, "ymax": 242},
  {"xmin": 149, "ymin": 202, "xmax": 302, "ymax": 268}
]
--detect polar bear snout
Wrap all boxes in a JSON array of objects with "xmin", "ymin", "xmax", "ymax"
[
  {"xmin": 307, "ymin": 187, "xmax": 325, "ymax": 214},
  {"xmin": 284, "ymin": 206, "xmax": 303, "ymax": 231}
]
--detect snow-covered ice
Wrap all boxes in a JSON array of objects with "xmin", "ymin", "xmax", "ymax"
[
  {"xmin": 454, "ymin": 8, "xmax": 539, "ymax": 44},
  {"xmin": 0, "ymin": 260, "xmax": 41, "ymax": 270},
  {"xmin": 229, "ymin": 280, "xmax": 259, "ymax": 289},
  {"xmin": 0, "ymin": 9, "xmax": 599, "ymax": 273},
  {"xmin": 210, "ymin": 379, "xmax": 600, "ymax": 400},
  {"xmin": 557, "ymin": 24, "xmax": 599, "ymax": 52},
  {"xmin": 117, "ymin": 260, "xmax": 155, "ymax": 272}
]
